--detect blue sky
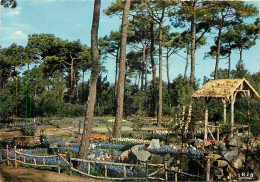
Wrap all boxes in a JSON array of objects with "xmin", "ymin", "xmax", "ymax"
[{"xmin": 0, "ymin": 0, "xmax": 259, "ymax": 87}]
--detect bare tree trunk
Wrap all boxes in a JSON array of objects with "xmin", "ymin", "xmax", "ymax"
[
  {"xmin": 157, "ymin": 27, "xmax": 163, "ymax": 127},
  {"xmin": 76, "ymin": 72, "xmax": 79, "ymax": 102},
  {"xmin": 141, "ymin": 70, "xmax": 144, "ymax": 91},
  {"xmin": 82, "ymin": 70, "xmax": 85, "ymax": 105},
  {"xmin": 157, "ymin": 7, "xmax": 165, "ymax": 127},
  {"xmin": 239, "ymin": 47, "xmax": 243, "ymax": 62},
  {"xmin": 144, "ymin": 46, "xmax": 148, "ymax": 98},
  {"xmin": 114, "ymin": 48, "xmax": 119, "ymax": 98},
  {"xmin": 137, "ymin": 70, "xmax": 141, "ymax": 89},
  {"xmin": 190, "ymin": 2, "xmax": 196, "ymax": 91},
  {"xmin": 214, "ymin": 26, "xmax": 222, "ymax": 80},
  {"xmin": 78, "ymin": 0, "xmax": 100, "ymax": 160},
  {"xmin": 228, "ymin": 51, "xmax": 231, "ymax": 78},
  {"xmin": 141, "ymin": 57, "xmax": 144, "ymax": 92},
  {"xmin": 69, "ymin": 59, "xmax": 75, "ymax": 103},
  {"xmin": 179, "ymin": 105, "xmax": 186, "ymax": 130},
  {"xmin": 150, "ymin": 21, "xmax": 157, "ymax": 118},
  {"xmin": 113, "ymin": 0, "xmax": 131, "ymax": 138},
  {"xmin": 166, "ymin": 47, "xmax": 171, "ymax": 110},
  {"xmin": 184, "ymin": 45, "xmax": 189, "ymax": 83},
  {"xmin": 184, "ymin": 104, "xmax": 192, "ymax": 135}
]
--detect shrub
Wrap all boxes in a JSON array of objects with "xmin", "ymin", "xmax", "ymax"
[
  {"xmin": 220, "ymin": 122, "xmax": 231, "ymax": 137},
  {"xmin": 20, "ymin": 125, "xmax": 37, "ymax": 136}
]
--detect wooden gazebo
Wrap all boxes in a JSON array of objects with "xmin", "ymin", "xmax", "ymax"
[{"xmin": 192, "ymin": 78, "xmax": 260, "ymax": 140}]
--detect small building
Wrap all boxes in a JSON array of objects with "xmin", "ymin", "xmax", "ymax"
[{"xmin": 192, "ymin": 78, "xmax": 259, "ymax": 140}]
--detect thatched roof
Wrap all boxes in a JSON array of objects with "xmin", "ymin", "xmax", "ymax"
[{"xmin": 192, "ymin": 78, "xmax": 260, "ymax": 99}]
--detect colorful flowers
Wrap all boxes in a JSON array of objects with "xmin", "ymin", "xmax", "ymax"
[
  {"xmin": 65, "ymin": 142, "xmax": 72, "ymax": 146},
  {"xmin": 205, "ymin": 139, "xmax": 217, "ymax": 143},
  {"xmin": 91, "ymin": 134, "xmax": 110, "ymax": 140}
]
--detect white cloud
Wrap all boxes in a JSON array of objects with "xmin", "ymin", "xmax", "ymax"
[
  {"xmin": 15, "ymin": 30, "xmax": 23, "ymax": 35},
  {"xmin": 3, "ymin": 7, "xmax": 22, "ymax": 16},
  {"xmin": 3, "ymin": 30, "xmax": 27, "ymax": 41}
]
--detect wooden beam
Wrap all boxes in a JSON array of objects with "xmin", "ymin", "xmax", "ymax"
[
  {"xmin": 247, "ymin": 90, "xmax": 250, "ymax": 119},
  {"xmin": 222, "ymin": 99, "xmax": 227, "ymax": 123},
  {"xmin": 207, "ymin": 127, "xmax": 215, "ymax": 141},
  {"xmin": 230, "ymin": 90, "xmax": 239, "ymax": 138},
  {"xmin": 204, "ymin": 99, "xmax": 209, "ymax": 141}
]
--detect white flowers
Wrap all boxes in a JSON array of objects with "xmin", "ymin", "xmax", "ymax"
[
  {"xmin": 88, "ymin": 154, "xmax": 95, "ymax": 160},
  {"xmin": 90, "ymin": 143, "xmax": 96, "ymax": 149},
  {"xmin": 111, "ymin": 138, "xmax": 150, "ymax": 144}
]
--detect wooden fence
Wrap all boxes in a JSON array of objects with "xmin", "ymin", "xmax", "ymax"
[
  {"xmin": 3, "ymin": 145, "xmax": 60, "ymax": 172},
  {"xmin": 0, "ymin": 146, "xmax": 207, "ymax": 181}
]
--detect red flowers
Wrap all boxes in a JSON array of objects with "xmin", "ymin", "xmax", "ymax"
[
  {"xmin": 73, "ymin": 134, "xmax": 110, "ymax": 142},
  {"xmin": 90, "ymin": 134, "xmax": 110, "ymax": 140},
  {"xmin": 205, "ymin": 139, "xmax": 217, "ymax": 143}
]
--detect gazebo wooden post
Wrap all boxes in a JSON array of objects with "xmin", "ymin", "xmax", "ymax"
[
  {"xmin": 230, "ymin": 94, "xmax": 235, "ymax": 138},
  {"xmin": 222, "ymin": 99, "xmax": 227, "ymax": 123},
  {"xmin": 247, "ymin": 90, "xmax": 250, "ymax": 118},
  {"xmin": 204, "ymin": 98, "xmax": 209, "ymax": 141}
]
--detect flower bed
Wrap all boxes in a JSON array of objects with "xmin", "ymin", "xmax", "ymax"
[
  {"xmin": 46, "ymin": 137, "xmax": 61, "ymax": 143},
  {"xmin": 138, "ymin": 145, "xmax": 207, "ymax": 156}
]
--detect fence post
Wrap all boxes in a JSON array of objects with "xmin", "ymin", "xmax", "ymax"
[
  {"xmin": 105, "ymin": 164, "xmax": 107, "ymax": 178},
  {"xmin": 164, "ymin": 160, "xmax": 168, "ymax": 182},
  {"xmin": 6, "ymin": 145, "xmax": 9, "ymax": 166},
  {"xmin": 58, "ymin": 155, "xmax": 60, "ymax": 174},
  {"xmin": 14, "ymin": 146, "xmax": 17, "ymax": 168},
  {"xmin": 124, "ymin": 165, "xmax": 127, "ymax": 179},
  {"xmin": 88, "ymin": 162, "xmax": 90, "ymax": 175},
  {"xmin": 206, "ymin": 159, "xmax": 211, "ymax": 182},
  {"xmin": 69, "ymin": 152, "xmax": 72, "ymax": 176},
  {"xmin": 145, "ymin": 160, "xmax": 149, "ymax": 182}
]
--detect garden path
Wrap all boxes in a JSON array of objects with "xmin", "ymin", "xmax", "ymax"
[{"xmin": 0, "ymin": 164, "xmax": 109, "ymax": 182}]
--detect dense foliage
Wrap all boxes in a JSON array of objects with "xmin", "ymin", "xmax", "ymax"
[{"xmin": 0, "ymin": 1, "xmax": 259, "ymax": 133}]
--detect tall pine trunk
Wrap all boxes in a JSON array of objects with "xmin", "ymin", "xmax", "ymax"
[
  {"xmin": 166, "ymin": 47, "xmax": 172, "ymax": 110},
  {"xmin": 228, "ymin": 51, "xmax": 231, "ymax": 78},
  {"xmin": 157, "ymin": 6, "xmax": 165, "ymax": 127},
  {"xmin": 150, "ymin": 21, "xmax": 157, "ymax": 118},
  {"xmin": 184, "ymin": 45, "xmax": 189, "ymax": 83},
  {"xmin": 69, "ymin": 60, "xmax": 75, "ymax": 103},
  {"xmin": 190, "ymin": 2, "xmax": 196, "ymax": 91},
  {"xmin": 113, "ymin": 0, "xmax": 131, "ymax": 138},
  {"xmin": 157, "ymin": 22, "xmax": 163, "ymax": 127},
  {"xmin": 78, "ymin": 0, "xmax": 100, "ymax": 160},
  {"xmin": 114, "ymin": 48, "xmax": 119, "ymax": 98},
  {"xmin": 214, "ymin": 26, "xmax": 222, "ymax": 80},
  {"xmin": 144, "ymin": 46, "xmax": 148, "ymax": 99}
]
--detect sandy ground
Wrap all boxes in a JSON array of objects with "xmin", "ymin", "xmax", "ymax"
[
  {"xmin": 0, "ymin": 164, "xmax": 109, "ymax": 182},
  {"xmin": 0, "ymin": 125, "xmax": 134, "ymax": 140},
  {"xmin": 0, "ymin": 125, "xmax": 168, "ymax": 140}
]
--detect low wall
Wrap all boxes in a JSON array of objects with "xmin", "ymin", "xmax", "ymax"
[{"xmin": 13, "ymin": 136, "xmax": 41, "ymax": 147}]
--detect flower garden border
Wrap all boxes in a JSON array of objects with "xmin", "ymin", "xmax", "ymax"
[{"xmin": 1, "ymin": 145, "xmax": 206, "ymax": 181}]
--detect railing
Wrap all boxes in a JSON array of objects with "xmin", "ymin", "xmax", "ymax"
[
  {"xmin": 0, "ymin": 146, "xmax": 206, "ymax": 181},
  {"xmin": 70, "ymin": 157, "xmax": 145, "ymax": 181},
  {"xmin": 2, "ymin": 145, "xmax": 61, "ymax": 173}
]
